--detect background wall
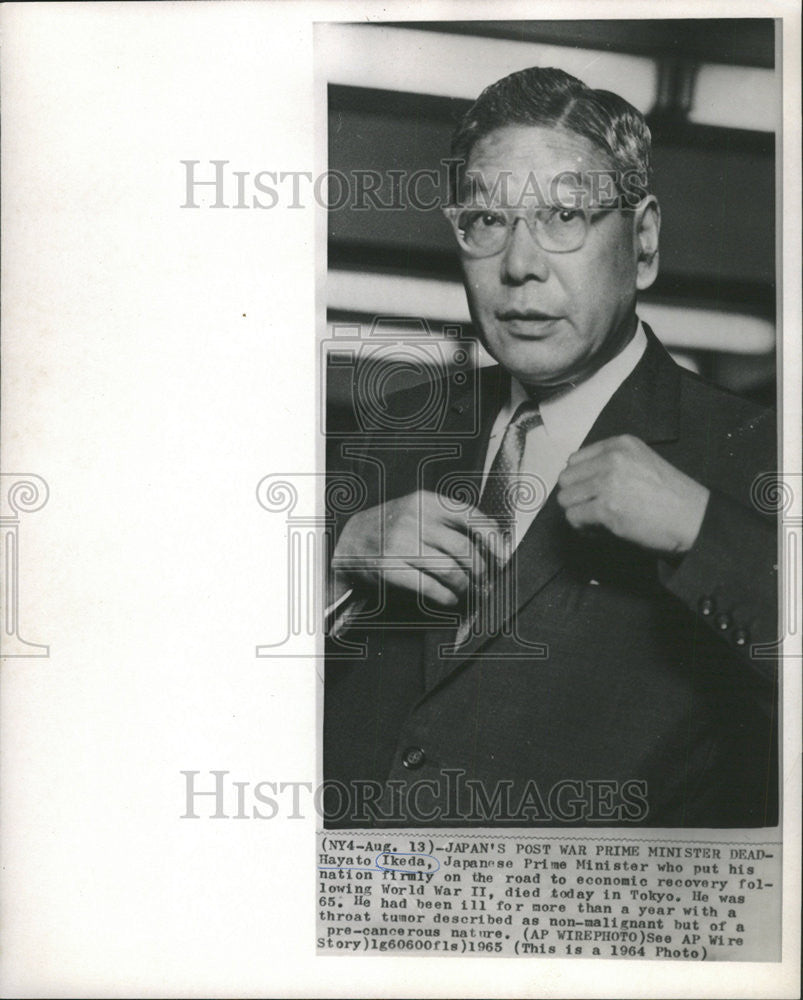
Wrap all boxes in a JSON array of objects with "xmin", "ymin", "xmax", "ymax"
[{"xmin": 322, "ymin": 19, "xmax": 778, "ymax": 423}]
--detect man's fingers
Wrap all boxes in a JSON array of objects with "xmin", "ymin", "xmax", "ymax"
[
  {"xmin": 426, "ymin": 524, "xmax": 482, "ymax": 571},
  {"xmin": 557, "ymin": 479, "xmax": 599, "ymax": 509},
  {"xmin": 384, "ymin": 566, "xmax": 462, "ymax": 606},
  {"xmin": 429, "ymin": 519, "xmax": 511, "ymax": 588},
  {"xmin": 417, "ymin": 573, "xmax": 460, "ymax": 607},
  {"xmin": 420, "ymin": 490, "xmax": 478, "ymax": 532},
  {"xmin": 422, "ymin": 491, "xmax": 506, "ymax": 553},
  {"xmin": 422, "ymin": 492, "xmax": 507, "ymax": 577},
  {"xmin": 563, "ymin": 498, "xmax": 606, "ymax": 532},
  {"xmin": 342, "ymin": 491, "xmax": 511, "ymax": 599},
  {"xmin": 566, "ymin": 435, "xmax": 639, "ymax": 467},
  {"xmin": 558, "ymin": 455, "xmax": 610, "ymax": 486},
  {"xmin": 409, "ymin": 553, "xmax": 470, "ymax": 597},
  {"xmin": 565, "ymin": 439, "xmax": 612, "ymax": 466}
]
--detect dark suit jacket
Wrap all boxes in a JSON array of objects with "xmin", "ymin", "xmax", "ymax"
[{"xmin": 324, "ymin": 326, "xmax": 779, "ymax": 828}]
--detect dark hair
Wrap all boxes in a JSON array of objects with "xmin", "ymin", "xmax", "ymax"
[{"xmin": 450, "ymin": 67, "xmax": 651, "ymax": 204}]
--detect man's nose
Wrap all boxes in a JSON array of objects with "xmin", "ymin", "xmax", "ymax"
[{"xmin": 501, "ymin": 217, "xmax": 550, "ymax": 284}]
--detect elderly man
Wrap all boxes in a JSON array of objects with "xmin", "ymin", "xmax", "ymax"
[{"xmin": 323, "ymin": 67, "xmax": 778, "ymax": 828}]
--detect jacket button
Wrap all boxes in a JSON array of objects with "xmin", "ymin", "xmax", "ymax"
[
  {"xmin": 698, "ymin": 597, "xmax": 716, "ymax": 616},
  {"xmin": 715, "ymin": 613, "xmax": 732, "ymax": 631},
  {"xmin": 402, "ymin": 746, "xmax": 426, "ymax": 769},
  {"xmin": 733, "ymin": 628, "xmax": 750, "ymax": 646}
]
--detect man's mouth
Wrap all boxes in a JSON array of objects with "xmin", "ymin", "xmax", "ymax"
[
  {"xmin": 496, "ymin": 310, "xmax": 562, "ymax": 334},
  {"xmin": 497, "ymin": 309, "xmax": 560, "ymax": 321}
]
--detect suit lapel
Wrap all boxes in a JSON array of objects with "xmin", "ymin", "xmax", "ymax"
[
  {"xmin": 581, "ymin": 323, "xmax": 681, "ymax": 449},
  {"xmin": 429, "ymin": 324, "xmax": 683, "ymax": 677}
]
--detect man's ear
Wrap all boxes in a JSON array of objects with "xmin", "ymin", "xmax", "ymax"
[{"xmin": 634, "ymin": 195, "xmax": 661, "ymax": 291}]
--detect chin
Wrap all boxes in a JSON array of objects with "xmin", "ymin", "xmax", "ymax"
[{"xmin": 497, "ymin": 344, "xmax": 581, "ymax": 388}]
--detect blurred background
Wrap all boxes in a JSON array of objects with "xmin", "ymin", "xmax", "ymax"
[{"xmin": 321, "ymin": 19, "xmax": 778, "ymax": 427}]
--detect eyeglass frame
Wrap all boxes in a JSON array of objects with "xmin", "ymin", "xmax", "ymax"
[{"xmin": 441, "ymin": 194, "xmax": 639, "ymax": 258}]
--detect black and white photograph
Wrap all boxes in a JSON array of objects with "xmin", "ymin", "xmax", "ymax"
[{"xmin": 322, "ymin": 19, "xmax": 779, "ymax": 831}]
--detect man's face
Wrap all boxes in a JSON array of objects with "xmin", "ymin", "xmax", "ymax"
[{"xmin": 459, "ymin": 124, "xmax": 647, "ymax": 389}]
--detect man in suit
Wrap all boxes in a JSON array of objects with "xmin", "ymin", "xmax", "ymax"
[{"xmin": 323, "ymin": 67, "xmax": 778, "ymax": 828}]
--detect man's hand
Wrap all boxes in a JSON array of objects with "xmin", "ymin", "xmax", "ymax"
[
  {"xmin": 556, "ymin": 435, "xmax": 710, "ymax": 556},
  {"xmin": 332, "ymin": 490, "xmax": 503, "ymax": 607}
]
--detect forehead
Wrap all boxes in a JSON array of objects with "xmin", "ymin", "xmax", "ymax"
[{"xmin": 464, "ymin": 124, "xmax": 613, "ymax": 201}]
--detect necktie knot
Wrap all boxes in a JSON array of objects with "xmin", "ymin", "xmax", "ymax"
[{"xmin": 509, "ymin": 399, "xmax": 543, "ymax": 435}]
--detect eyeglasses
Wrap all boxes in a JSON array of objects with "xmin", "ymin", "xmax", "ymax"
[{"xmin": 442, "ymin": 202, "xmax": 626, "ymax": 257}]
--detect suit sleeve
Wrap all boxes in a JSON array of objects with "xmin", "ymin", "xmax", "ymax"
[{"xmin": 657, "ymin": 409, "xmax": 779, "ymax": 685}]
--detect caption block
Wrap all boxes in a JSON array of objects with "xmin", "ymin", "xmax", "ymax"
[{"xmin": 317, "ymin": 833, "xmax": 780, "ymax": 961}]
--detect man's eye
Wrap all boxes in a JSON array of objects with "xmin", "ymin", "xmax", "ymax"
[
  {"xmin": 481, "ymin": 211, "xmax": 506, "ymax": 227},
  {"xmin": 555, "ymin": 208, "xmax": 582, "ymax": 224},
  {"xmin": 463, "ymin": 210, "xmax": 506, "ymax": 231}
]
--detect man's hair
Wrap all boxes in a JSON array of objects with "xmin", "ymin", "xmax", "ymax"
[{"xmin": 450, "ymin": 67, "xmax": 652, "ymax": 205}]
